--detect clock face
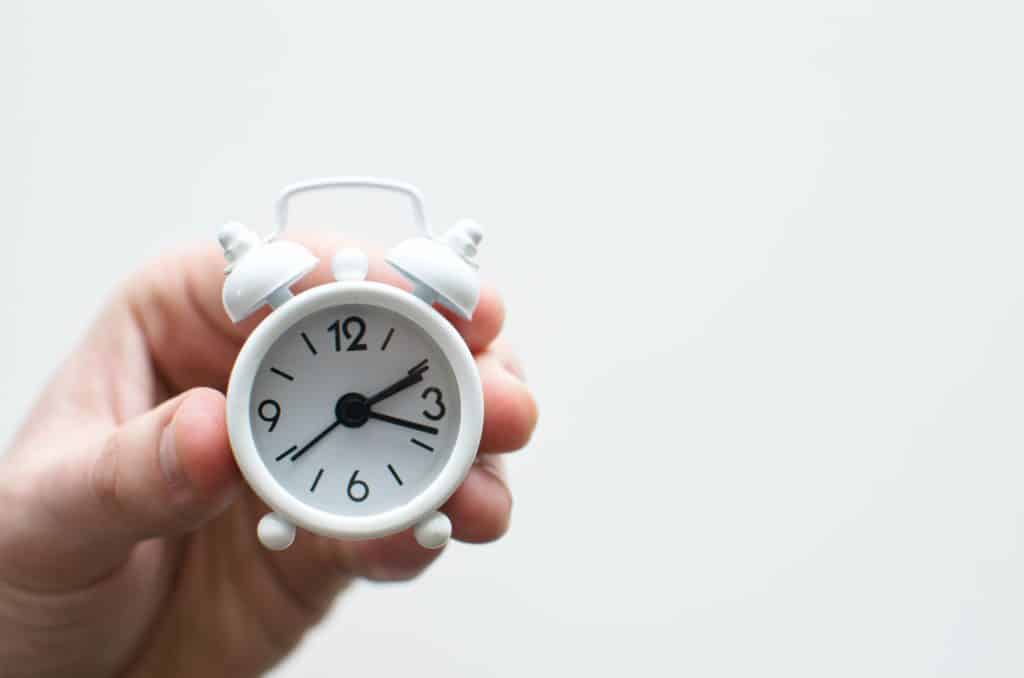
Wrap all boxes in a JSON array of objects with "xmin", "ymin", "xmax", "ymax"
[{"xmin": 249, "ymin": 303, "xmax": 462, "ymax": 517}]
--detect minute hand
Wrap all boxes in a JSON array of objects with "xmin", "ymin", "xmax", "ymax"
[
  {"xmin": 289, "ymin": 419, "xmax": 343, "ymax": 462},
  {"xmin": 365, "ymin": 360, "xmax": 429, "ymax": 406}
]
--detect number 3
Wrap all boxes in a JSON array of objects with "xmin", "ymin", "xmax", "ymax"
[{"xmin": 421, "ymin": 387, "xmax": 446, "ymax": 421}]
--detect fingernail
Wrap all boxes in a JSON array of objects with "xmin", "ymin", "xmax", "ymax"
[{"xmin": 159, "ymin": 419, "xmax": 187, "ymax": 490}]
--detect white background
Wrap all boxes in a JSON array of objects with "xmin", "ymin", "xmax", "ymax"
[{"xmin": 3, "ymin": 1, "xmax": 1024, "ymax": 676}]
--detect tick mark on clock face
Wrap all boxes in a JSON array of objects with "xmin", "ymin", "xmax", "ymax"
[
  {"xmin": 270, "ymin": 367, "xmax": 295, "ymax": 381},
  {"xmin": 310, "ymin": 468, "xmax": 324, "ymax": 492},
  {"xmin": 301, "ymin": 332, "xmax": 318, "ymax": 355},
  {"xmin": 410, "ymin": 438, "xmax": 434, "ymax": 452},
  {"xmin": 387, "ymin": 464, "xmax": 403, "ymax": 486},
  {"xmin": 276, "ymin": 445, "xmax": 298, "ymax": 462},
  {"xmin": 381, "ymin": 327, "xmax": 395, "ymax": 351}
]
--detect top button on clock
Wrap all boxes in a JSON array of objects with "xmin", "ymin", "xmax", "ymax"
[{"xmin": 332, "ymin": 248, "xmax": 370, "ymax": 282}]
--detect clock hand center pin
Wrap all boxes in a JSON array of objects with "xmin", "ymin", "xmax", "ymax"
[{"xmin": 288, "ymin": 359, "xmax": 435, "ymax": 462}]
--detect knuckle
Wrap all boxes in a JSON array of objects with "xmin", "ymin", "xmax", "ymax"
[
  {"xmin": 514, "ymin": 390, "xmax": 540, "ymax": 447},
  {"xmin": 90, "ymin": 428, "xmax": 205, "ymax": 536},
  {"xmin": 487, "ymin": 288, "xmax": 507, "ymax": 333}
]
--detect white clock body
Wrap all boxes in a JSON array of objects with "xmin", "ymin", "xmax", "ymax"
[
  {"xmin": 218, "ymin": 176, "xmax": 486, "ymax": 550},
  {"xmin": 226, "ymin": 281, "xmax": 484, "ymax": 546}
]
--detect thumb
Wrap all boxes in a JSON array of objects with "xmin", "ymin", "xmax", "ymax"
[
  {"xmin": 48, "ymin": 388, "xmax": 240, "ymax": 584},
  {"xmin": 93, "ymin": 386, "xmax": 239, "ymax": 533}
]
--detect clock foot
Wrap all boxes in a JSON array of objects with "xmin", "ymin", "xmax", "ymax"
[
  {"xmin": 258, "ymin": 512, "xmax": 296, "ymax": 550},
  {"xmin": 413, "ymin": 511, "xmax": 451, "ymax": 549}
]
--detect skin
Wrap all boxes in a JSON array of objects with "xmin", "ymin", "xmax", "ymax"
[{"xmin": 0, "ymin": 234, "xmax": 538, "ymax": 677}]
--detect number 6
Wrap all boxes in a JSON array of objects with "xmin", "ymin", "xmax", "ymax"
[{"xmin": 347, "ymin": 470, "xmax": 369, "ymax": 502}]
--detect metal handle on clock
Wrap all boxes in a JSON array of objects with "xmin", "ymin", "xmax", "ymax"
[{"xmin": 272, "ymin": 176, "xmax": 433, "ymax": 240}]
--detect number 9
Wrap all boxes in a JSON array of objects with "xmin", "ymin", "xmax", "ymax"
[{"xmin": 258, "ymin": 399, "xmax": 281, "ymax": 431}]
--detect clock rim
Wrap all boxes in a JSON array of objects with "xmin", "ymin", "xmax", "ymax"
[{"xmin": 226, "ymin": 281, "xmax": 484, "ymax": 540}]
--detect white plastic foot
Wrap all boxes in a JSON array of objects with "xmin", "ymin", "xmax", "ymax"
[
  {"xmin": 258, "ymin": 512, "xmax": 296, "ymax": 550},
  {"xmin": 413, "ymin": 511, "xmax": 452, "ymax": 549}
]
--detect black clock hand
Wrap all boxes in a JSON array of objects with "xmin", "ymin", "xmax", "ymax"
[
  {"xmin": 288, "ymin": 364, "xmax": 435, "ymax": 462},
  {"xmin": 289, "ymin": 419, "xmax": 343, "ymax": 462},
  {"xmin": 367, "ymin": 411, "xmax": 439, "ymax": 435},
  {"xmin": 365, "ymin": 359, "xmax": 430, "ymax": 406}
]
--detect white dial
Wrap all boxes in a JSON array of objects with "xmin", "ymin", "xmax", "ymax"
[{"xmin": 249, "ymin": 303, "xmax": 461, "ymax": 517}]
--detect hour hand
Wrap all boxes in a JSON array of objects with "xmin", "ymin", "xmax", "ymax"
[
  {"xmin": 365, "ymin": 359, "xmax": 429, "ymax": 406},
  {"xmin": 367, "ymin": 411, "xmax": 439, "ymax": 435}
]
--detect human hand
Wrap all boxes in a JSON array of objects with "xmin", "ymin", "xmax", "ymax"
[{"xmin": 0, "ymin": 234, "xmax": 538, "ymax": 677}]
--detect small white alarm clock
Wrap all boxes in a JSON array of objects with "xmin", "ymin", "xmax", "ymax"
[{"xmin": 217, "ymin": 177, "xmax": 485, "ymax": 551}]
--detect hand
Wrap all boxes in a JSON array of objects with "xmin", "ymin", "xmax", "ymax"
[{"xmin": 0, "ymin": 234, "xmax": 538, "ymax": 678}]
